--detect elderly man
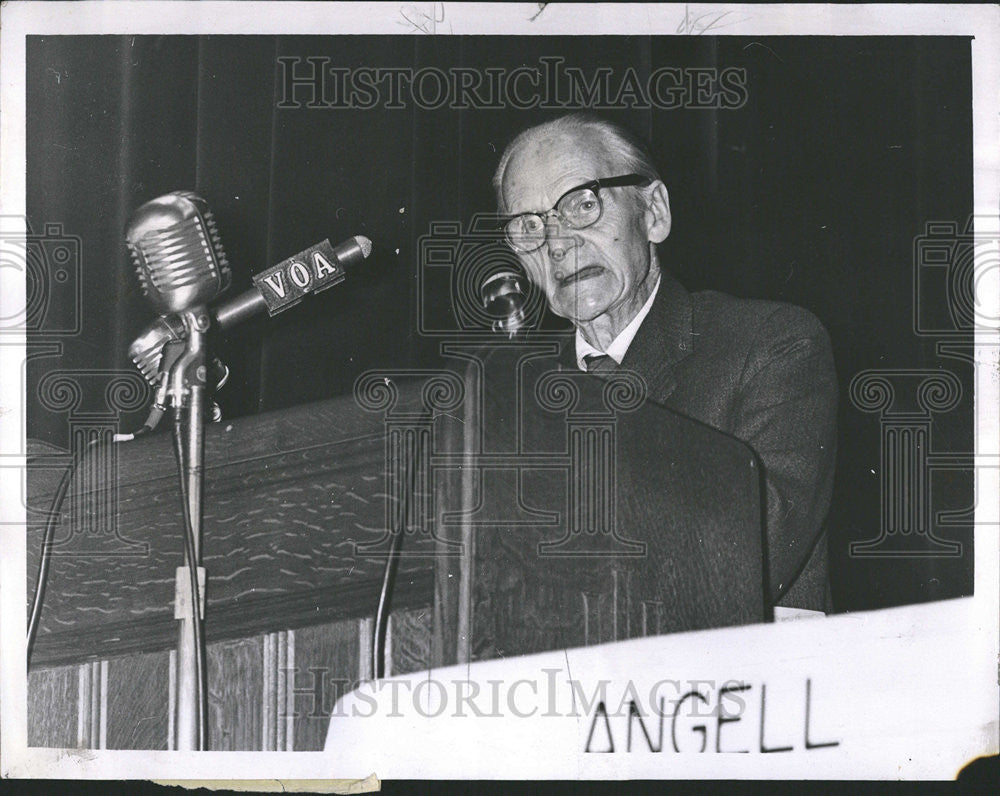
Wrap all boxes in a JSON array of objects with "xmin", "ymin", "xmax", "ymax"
[{"xmin": 493, "ymin": 113, "xmax": 837, "ymax": 614}]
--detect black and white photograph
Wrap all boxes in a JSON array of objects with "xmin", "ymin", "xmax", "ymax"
[{"xmin": 1, "ymin": 1, "xmax": 997, "ymax": 785}]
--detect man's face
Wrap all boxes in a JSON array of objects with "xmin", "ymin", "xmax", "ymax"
[{"xmin": 500, "ymin": 131, "xmax": 666, "ymax": 330}]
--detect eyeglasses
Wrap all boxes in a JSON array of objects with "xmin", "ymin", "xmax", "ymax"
[{"xmin": 500, "ymin": 173, "xmax": 651, "ymax": 253}]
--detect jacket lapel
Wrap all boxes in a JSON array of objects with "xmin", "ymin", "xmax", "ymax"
[
  {"xmin": 619, "ymin": 272, "xmax": 694, "ymax": 404},
  {"xmin": 553, "ymin": 272, "xmax": 694, "ymax": 405}
]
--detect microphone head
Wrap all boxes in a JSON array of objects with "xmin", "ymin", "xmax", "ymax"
[
  {"xmin": 354, "ymin": 235, "xmax": 373, "ymax": 259},
  {"xmin": 126, "ymin": 191, "xmax": 231, "ymax": 314},
  {"xmin": 128, "ymin": 315, "xmax": 186, "ymax": 385},
  {"xmin": 480, "ymin": 269, "xmax": 531, "ymax": 337}
]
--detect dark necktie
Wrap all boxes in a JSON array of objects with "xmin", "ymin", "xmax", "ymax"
[{"xmin": 583, "ymin": 353, "xmax": 618, "ymax": 376}]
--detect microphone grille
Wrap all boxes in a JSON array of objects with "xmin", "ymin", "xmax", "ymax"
[
  {"xmin": 126, "ymin": 191, "xmax": 232, "ymax": 313},
  {"xmin": 480, "ymin": 269, "xmax": 531, "ymax": 338},
  {"xmin": 128, "ymin": 316, "xmax": 185, "ymax": 385},
  {"xmin": 129, "ymin": 339, "xmax": 165, "ymax": 385},
  {"xmin": 203, "ymin": 205, "xmax": 231, "ymax": 277}
]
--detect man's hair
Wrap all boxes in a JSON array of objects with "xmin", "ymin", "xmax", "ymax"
[{"xmin": 492, "ymin": 113, "xmax": 662, "ymax": 213}]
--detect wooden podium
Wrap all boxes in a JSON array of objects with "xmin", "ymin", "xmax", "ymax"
[
  {"xmin": 26, "ymin": 354, "xmax": 763, "ymax": 750},
  {"xmin": 433, "ymin": 345, "xmax": 764, "ymax": 664}
]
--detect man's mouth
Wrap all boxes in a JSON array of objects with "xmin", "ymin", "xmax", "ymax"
[{"xmin": 557, "ymin": 265, "xmax": 605, "ymax": 287}]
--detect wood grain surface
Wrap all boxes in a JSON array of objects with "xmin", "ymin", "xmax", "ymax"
[
  {"xmin": 27, "ymin": 665, "xmax": 78, "ymax": 748},
  {"xmin": 437, "ymin": 351, "xmax": 766, "ymax": 663},
  {"xmin": 26, "ymin": 383, "xmax": 448, "ymax": 667},
  {"xmin": 207, "ymin": 637, "xmax": 264, "ymax": 751},
  {"xmin": 292, "ymin": 619, "xmax": 361, "ymax": 751},
  {"xmin": 107, "ymin": 651, "xmax": 169, "ymax": 750}
]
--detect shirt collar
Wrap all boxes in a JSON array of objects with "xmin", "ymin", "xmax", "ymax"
[{"xmin": 575, "ymin": 275, "xmax": 661, "ymax": 370}]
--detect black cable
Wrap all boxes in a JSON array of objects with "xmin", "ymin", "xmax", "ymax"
[
  {"xmin": 26, "ymin": 451, "xmax": 77, "ymax": 667},
  {"xmin": 372, "ymin": 431, "xmax": 425, "ymax": 680},
  {"xmin": 372, "ymin": 524, "xmax": 403, "ymax": 680},
  {"xmin": 26, "ymin": 433, "xmax": 101, "ymax": 670},
  {"xmin": 26, "ymin": 423, "xmax": 160, "ymax": 672},
  {"xmin": 172, "ymin": 410, "xmax": 209, "ymax": 750}
]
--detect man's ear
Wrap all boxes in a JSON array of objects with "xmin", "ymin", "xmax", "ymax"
[{"xmin": 643, "ymin": 180, "xmax": 671, "ymax": 243}]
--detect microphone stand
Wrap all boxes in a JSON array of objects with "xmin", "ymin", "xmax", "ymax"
[{"xmin": 167, "ymin": 307, "xmax": 211, "ymax": 751}]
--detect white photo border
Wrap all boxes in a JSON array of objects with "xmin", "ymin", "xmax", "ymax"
[{"xmin": 1, "ymin": 1, "xmax": 997, "ymax": 781}]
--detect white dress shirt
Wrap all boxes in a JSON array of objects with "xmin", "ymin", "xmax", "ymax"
[{"xmin": 574, "ymin": 275, "xmax": 661, "ymax": 370}]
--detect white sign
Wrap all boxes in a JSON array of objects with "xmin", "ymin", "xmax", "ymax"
[{"xmin": 326, "ymin": 598, "xmax": 996, "ymax": 779}]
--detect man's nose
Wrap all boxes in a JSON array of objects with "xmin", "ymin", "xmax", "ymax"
[{"xmin": 543, "ymin": 216, "xmax": 575, "ymax": 262}]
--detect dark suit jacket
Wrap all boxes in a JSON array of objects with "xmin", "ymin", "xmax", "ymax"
[{"xmin": 561, "ymin": 273, "xmax": 838, "ymax": 611}]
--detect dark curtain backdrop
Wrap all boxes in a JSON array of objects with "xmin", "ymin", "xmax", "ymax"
[{"xmin": 26, "ymin": 35, "xmax": 974, "ymax": 613}]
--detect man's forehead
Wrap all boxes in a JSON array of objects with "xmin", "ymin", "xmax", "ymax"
[{"xmin": 502, "ymin": 129, "xmax": 615, "ymax": 212}]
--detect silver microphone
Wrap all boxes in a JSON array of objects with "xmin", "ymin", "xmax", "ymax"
[
  {"xmin": 212, "ymin": 235, "xmax": 373, "ymax": 329},
  {"xmin": 128, "ymin": 314, "xmax": 186, "ymax": 385},
  {"xmin": 480, "ymin": 269, "xmax": 532, "ymax": 337},
  {"xmin": 125, "ymin": 191, "xmax": 231, "ymax": 314}
]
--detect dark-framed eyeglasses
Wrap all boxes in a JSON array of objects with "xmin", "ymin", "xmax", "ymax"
[{"xmin": 500, "ymin": 173, "xmax": 651, "ymax": 253}]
